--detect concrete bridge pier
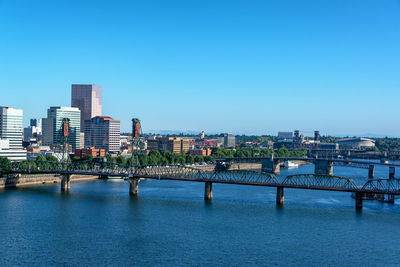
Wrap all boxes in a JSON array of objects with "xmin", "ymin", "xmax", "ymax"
[
  {"xmin": 355, "ymin": 192, "xmax": 363, "ymax": 210},
  {"xmin": 387, "ymin": 167, "xmax": 395, "ymax": 203},
  {"xmin": 314, "ymin": 160, "xmax": 333, "ymax": 176},
  {"xmin": 368, "ymin": 165, "xmax": 375, "ymax": 179},
  {"xmin": 276, "ymin": 187, "xmax": 284, "ymax": 205},
  {"xmin": 204, "ymin": 181, "xmax": 213, "ymax": 201},
  {"xmin": 61, "ymin": 174, "xmax": 71, "ymax": 192},
  {"xmin": 389, "ymin": 166, "xmax": 395, "ymax": 179},
  {"xmin": 129, "ymin": 179, "xmax": 139, "ymax": 196},
  {"xmin": 262, "ymin": 155, "xmax": 281, "ymax": 175}
]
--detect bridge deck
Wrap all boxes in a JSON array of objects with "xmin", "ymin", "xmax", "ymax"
[
  {"xmin": 13, "ymin": 169, "xmax": 400, "ymax": 195},
  {"xmin": 216, "ymin": 157, "xmax": 400, "ymax": 167}
]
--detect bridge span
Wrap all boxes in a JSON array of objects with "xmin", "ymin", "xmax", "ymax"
[
  {"xmin": 7, "ymin": 161, "xmax": 400, "ymax": 210},
  {"xmin": 215, "ymin": 156, "xmax": 400, "ymax": 176}
]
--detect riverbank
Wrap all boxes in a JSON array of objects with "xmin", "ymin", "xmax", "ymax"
[{"xmin": 0, "ymin": 174, "xmax": 99, "ymax": 189}]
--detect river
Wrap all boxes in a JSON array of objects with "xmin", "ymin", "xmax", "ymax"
[{"xmin": 0, "ymin": 164, "xmax": 399, "ymax": 266}]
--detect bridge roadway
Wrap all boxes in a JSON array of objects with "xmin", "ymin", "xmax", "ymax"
[
  {"xmin": 215, "ymin": 157, "xmax": 400, "ymax": 167},
  {"xmin": 9, "ymin": 161, "xmax": 400, "ymax": 210}
]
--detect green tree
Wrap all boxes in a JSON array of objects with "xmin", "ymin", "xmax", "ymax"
[
  {"xmin": 138, "ymin": 153, "xmax": 148, "ymax": 166},
  {"xmin": 275, "ymin": 146, "xmax": 290, "ymax": 157},
  {"xmin": 0, "ymin": 157, "xmax": 11, "ymax": 176},
  {"xmin": 176, "ymin": 154, "xmax": 186, "ymax": 165},
  {"xmin": 159, "ymin": 156, "xmax": 168, "ymax": 165},
  {"xmin": 204, "ymin": 155, "xmax": 214, "ymax": 163},
  {"xmin": 194, "ymin": 155, "xmax": 204, "ymax": 163},
  {"xmin": 116, "ymin": 156, "xmax": 127, "ymax": 165},
  {"xmin": 105, "ymin": 155, "xmax": 116, "ymax": 163},
  {"xmin": 46, "ymin": 155, "xmax": 59, "ymax": 162},
  {"xmin": 36, "ymin": 155, "xmax": 46, "ymax": 162},
  {"xmin": 148, "ymin": 154, "xmax": 159, "ymax": 165},
  {"xmin": 82, "ymin": 155, "xmax": 94, "ymax": 161},
  {"xmin": 185, "ymin": 154, "xmax": 194, "ymax": 165}
]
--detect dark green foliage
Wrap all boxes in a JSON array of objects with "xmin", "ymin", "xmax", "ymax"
[
  {"xmin": 82, "ymin": 155, "xmax": 94, "ymax": 161},
  {"xmin": 116, "ymin": 156, "xmax": 127, "ymax": 165},
  {"xmin": 36, "ymin": 155, "xmax": 46, "ymax": 162},
  {"xmin": 46, "ymin": 155, "xmax": 59, "ymax": 162},
  {"xmin": 194, "ymin": 155, "xmax": 204, "ymax": 163},
  {"xmin": 185, "ymin": 154, "xmax": 194, "ymax": 165},
  {"xmin": 0, "ymin": 157, "xmax": 11, "ymax": 175}
]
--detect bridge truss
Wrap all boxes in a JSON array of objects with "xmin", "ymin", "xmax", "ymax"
[
  {"xmin": 282, "ymin": 174, "xmax": 358, "ymax": 191},
  {"xmin": 9, "ymin": 161, "xmax": 400, "ymax": 195}
]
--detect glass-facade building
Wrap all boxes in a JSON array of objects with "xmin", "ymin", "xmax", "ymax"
[
  {"xmin": 42, "ymin": 107, "xmax": 81, "ymax": 151},
  {"xmin": 71, "ymin": 84, "xmax": 102, "ymax": 132},
  {"xmin": 0, "ymin": 106, "xmax": 23, "ymax": 149}
]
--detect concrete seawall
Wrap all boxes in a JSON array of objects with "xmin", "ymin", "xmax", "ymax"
[{"xmin": 0, "ymin": 174, "xmax": 99, "ymax": 189}]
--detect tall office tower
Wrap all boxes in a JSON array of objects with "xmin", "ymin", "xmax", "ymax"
[
  {"xmin": 84, "ymin": 116, "xmax": 120, "ymax": 153},
  {"xmin": 42, "ymin": 107, "xmax": 81, "ymax": 151},
  {"xmin": 0, "ymin": 106, "xmax": 23, "ymax": 149},
  {"xmin": 71, "ymin": 84, "xmax": 102, "ymax": 132}
]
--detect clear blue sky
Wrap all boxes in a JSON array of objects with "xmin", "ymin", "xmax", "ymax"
[{"xmin": 1, "ymin": 0, "xmax": 399, "ymax": 136}]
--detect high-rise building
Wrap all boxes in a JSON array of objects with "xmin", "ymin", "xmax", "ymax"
[
  {"xmin": 84, "ymin": 116, "xmax": 120, "ymax": 153},
  {"xmin": 0, "ymin": 106, "xmax": 23, "ymax": 149},
  {"xmin": 0, "ymin": 107, "xmax": 26, "ymax": 161},
  {"xmin": 42, "ymin": 107, "xmax": 81, "ymax": 151},
  {"xmin": 30, "ymin": 118, "xmax": 42, "ymax": 128},
  {"xmin": 71, "ymin": 84, "xmax": 102, "ymax": 132}
]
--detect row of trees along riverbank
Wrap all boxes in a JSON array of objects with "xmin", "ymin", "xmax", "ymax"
[{"xmin": 0, "ymin": 146, "xmax": 306, "ymax": 173}]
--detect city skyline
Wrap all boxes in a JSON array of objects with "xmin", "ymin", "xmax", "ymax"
[{"xmin": 1, "ymin": 0, "xmax": 399, "ymax": 136}]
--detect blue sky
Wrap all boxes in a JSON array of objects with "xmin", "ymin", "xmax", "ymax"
[{"xmin": 0, "ymin": 0, "xmax": 399, "ymax": 136}]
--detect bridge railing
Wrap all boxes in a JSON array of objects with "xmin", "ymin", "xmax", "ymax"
[
  {"xmin": 282, "ymin": 174, "xmax": 358, "ymax": 190},
  {"xmin": 10, "ymin": 161, "xmax": 400, "ymax": 195},
  {"xmin": 362, "ymin": 179, "xmax": 400, "ymax": 194},
  {"xmin": 208, "ymin": 170, "xmax": 279, "ymax": 185}
]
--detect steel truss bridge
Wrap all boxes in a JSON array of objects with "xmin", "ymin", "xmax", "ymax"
[
  {"xmin": 9, "ymin": 161, "xmax": 400, "ymax": 210},
  {"xmin": 215, "ymin": 156, "xmax": 400, "ymax": 168}
]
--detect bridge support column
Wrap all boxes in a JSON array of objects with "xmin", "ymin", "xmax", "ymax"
[
  {"xmin": 276, "ymin": 187, "xmax": 284, "ymax": 206},
  {"xmin": 389, "ymin": 166, "xmax": 395, "ymax": 179},
  {"xmin": 355, "ymin": 192, "xmax": 363, "ymax": 210},
  {"xmin": 368, "ymin": 165, "xmax": 375, "ymax": 179},
  {"xmin": 61, "ymin": 174, "xmax": 70, "ymax": 192},
  {"xmin": 262, "ymin": 155, "xmax": 280, "ymax": 175},
  {"xmin": 204, "ymin": 182, "xmax": 213, "ymax": 201},
  {"xmin": 314, "ymin": 160, "xmax": 333, "ymax": 176},
  {"xmin": 129, "ymin": 179, "xmax": 139, "ymax": 196},
  {"xmin": 388, "ymin": 167, "xmax": 396, "ymax": 203}
]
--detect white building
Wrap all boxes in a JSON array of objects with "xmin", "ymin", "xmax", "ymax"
[
  {"xmin": 0, "ymin": 106, "xmax": 23, "ymax": 149},
  {"xmin": 337, "ymin": 138, "xmax": 376, "ymax": 149},
  {"xmin": 0, "ymin": 138, "xmax": 27, "ymax": 161},
  {"xmin": 0, "ymin": 107, "xmax": 26, "ymax": 161}
]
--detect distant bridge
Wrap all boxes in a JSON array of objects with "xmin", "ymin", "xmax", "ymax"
[
  {"xmin": 214, "ymin": 156, "xmax": 400, "ymax": 176},
  {"xmin": 7, "ymin": 160, "xmax": 400, "ymax": 210},
  {"xmin": 214, "ymin": 156, "xmax": 400, "ymax": 167}
]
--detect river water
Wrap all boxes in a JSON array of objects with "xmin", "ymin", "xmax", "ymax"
[{"xmin": 1, "ymin": 164, "xmax": 400, "ymax": 266}]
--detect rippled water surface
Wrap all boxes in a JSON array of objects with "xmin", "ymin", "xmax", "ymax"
[{"xmin": 1, "ymin": 164, "xmax": 400, "ymax": 266}]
